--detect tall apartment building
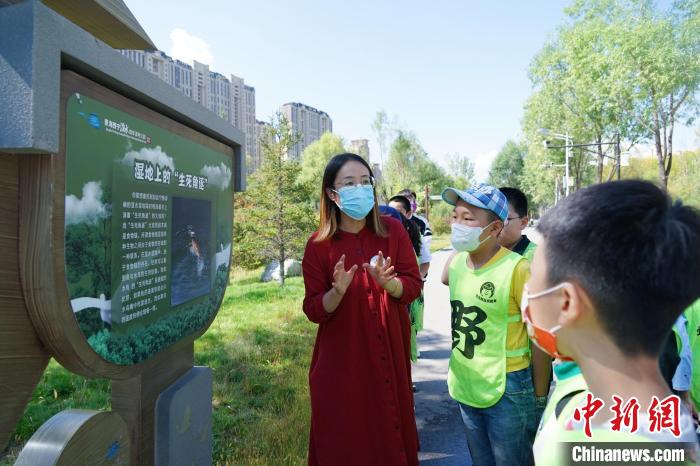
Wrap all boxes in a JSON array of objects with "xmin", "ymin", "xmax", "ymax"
[
  {"xmin": 169, "ymin": 59, "xmax": 193, "ymax": 97},
  {"xmin": 349, "ymin": 139, "xmax": 370, "ymax": 161},
  {"xmin": 121, "ymin": 50, "xmax": 195, "ymax": 99},
  {"xmin": 243, "ymin": 85, "xmax": 256, "ymax": 166},
  {"xmin": 121, "ymin": 51, "xmax": 258, "ymax": 172},
  {"xmin": 228, "ymin": 75, "xmax": 257, "ymax": 165},
  {"xmin": 280, "ymin": 102, "xmax": 332, "ymax": 160},
  {"xmin": 253, "ymin": 120, "xmax": 273, "ymax": 173},
  {"xmin": 192, "ymin": 60, "xmax": 210, "ymax": 108}
]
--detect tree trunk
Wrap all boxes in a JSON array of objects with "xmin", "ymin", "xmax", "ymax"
[
  {"xmin": 654, "ymin": 129, "xmax": 668, "ymax": 189},
  {"xmin": 279, "ymin": 251, "xmax": 286, "ymax": 286},
  {"xmin": 666, "ymin": 114, "xmax": 675, "ymax": 181},
  {"xmin": 596, "ymin": 135, "xmax": 604, "ymax": 184}
]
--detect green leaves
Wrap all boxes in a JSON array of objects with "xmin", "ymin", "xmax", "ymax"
[
  {"xmin": 488, "ymin": 140, "xmax": 526, "ymax": 188},
  {"xmin": 523, "ymin": 0, "xmax": 700, "ymax": 197},
  {"xmin": 296, "ymin": 133, "xmax": 347, "ymax": 192},
  {"xmin": 233, "ymin": 113, "xmax": 317, "ymax": 282}
]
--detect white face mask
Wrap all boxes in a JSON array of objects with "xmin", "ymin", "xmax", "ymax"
[{"xmin": 451, "ymin": 222, "xmax": 493, "ymax": 252}]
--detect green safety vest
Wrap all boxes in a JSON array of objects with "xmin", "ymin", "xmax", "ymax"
[
  {"xmin": 686, "ymin": 299, "xmax": 700, "ymax": 411},
  {"xmin": 409, "ymin": 293, "xmax": 423, "ymax": 363},
  {"xmin": 447, "ymin": 250, "xmax": 529, "ymax": 408},
  {"xmin": 522, "ymin": 241, "xmax": 537, "ymax": 263},
  {"xmin": 408, "ymin": 256, "xmax": 424, "ymax": 363},
  {"xmin": 538, "ymin": 362, "xmax": 587, "ymax": 432}
]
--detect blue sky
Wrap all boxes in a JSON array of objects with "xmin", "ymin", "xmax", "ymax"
[{"xmin": 125, "ymin": 0, "xmax": 698, "ymax": 181}]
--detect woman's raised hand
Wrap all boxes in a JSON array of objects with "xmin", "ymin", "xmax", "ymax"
[
  {"xmin": 363, "ymin": 251, "xmax": 397, "ymax": 287},
  {"xmin": 332, "ymin": 254, "xmax": 358, "ymax": 296}
]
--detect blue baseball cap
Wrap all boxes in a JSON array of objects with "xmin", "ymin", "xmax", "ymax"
[{"xmin": 441, "ymin": 183, "xmax": 509, "ymax": 222}]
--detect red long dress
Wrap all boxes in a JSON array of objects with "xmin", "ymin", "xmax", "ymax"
[{"xmin": 302, "ymin": 216, "xmax": 423, "ymax": 466}]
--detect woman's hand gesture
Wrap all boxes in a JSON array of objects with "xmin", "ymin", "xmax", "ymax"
[
  {"xmin": 363, "ymin": 251, "xmax": 397, "ymax": 288},
  {"xmin": 332, "ymin": 254, "xmax": 357, "ymax": 296}
]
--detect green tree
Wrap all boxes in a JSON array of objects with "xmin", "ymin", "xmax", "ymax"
[
  {"xmin": 233, "ymin": 113, "xmax": 317, "ymax": 284},
  {"xmin": 526, "ymin": 11, "xmax": 644, "ymax": 185},
  {"xmin": 297, "ymin": 132, "xmax": 346, "ymax": 198},
  {"xmin": 446, "ymin": 153, "xmax": 475, "ymax": 188},
  {"xmin": 622, "ymin": 149, "xmax": 700, "ymax": 208},
  {"xmin": 384, "ymin": 130, "xmax": 452, "ymax": 196},
  {"xmin": 564, "ymin": 0, "xmax": 700, "ymax": 188},
  {"xmin": 488, "ymin": 140, "xmax": 526, "ymax": 188}
]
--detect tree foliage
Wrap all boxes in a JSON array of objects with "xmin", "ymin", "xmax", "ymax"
[
  {"xmin": 522, "ymin": 0, "xmax": 700, "ymax": 195},
  {"xmin": 488, "ymin": 140, "xmax": 526, "ymax": 188},
  {"xmin": 297, "ymin": 132, "xmax": 346, "ymax": 200},
  {"xmin": 233, "ymin": 113, "xmax": 317, "ymax": 284},
  {"xmin": 383, "ymin": 130, "xmax": 453, "ymax": 198},
  {"xmin": 446, "ymin": 153, "xmax": 476, "ymax": 188}
]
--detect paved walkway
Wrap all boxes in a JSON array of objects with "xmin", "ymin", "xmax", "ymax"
[{"xmin": 414, "ymin": 248, "xmax": 472, "ymax": 465}]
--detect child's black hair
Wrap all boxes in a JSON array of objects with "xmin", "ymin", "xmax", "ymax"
[
  {"xmin": 499, "ymin": 187, "xmax": 528, "ymax": 218},
  {"xmin": 537, "ymin": 180, "xmax": 700, "ymax": 357},
  {"xmin": 389, "ymin": 195, "xmax": 412, "ymax": 214},
  {"xmin": 402, "ymin": 213, "xmax": 422, "ymax": 257}
]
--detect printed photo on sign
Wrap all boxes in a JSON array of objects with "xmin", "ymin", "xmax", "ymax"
[{"xmin": 171, "ymin": 197, "xmax": 212, "ymax": 307}]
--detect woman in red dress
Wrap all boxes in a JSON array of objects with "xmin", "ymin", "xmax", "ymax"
[{"xmin": 302, "ymin": 153, "xmax": 423, "ymax": 466}]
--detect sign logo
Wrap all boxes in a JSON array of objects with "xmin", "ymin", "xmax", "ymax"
[
  {"xmin": 88, "ymin": 113, "xmax": 101, "ymax": 129},
  {"xmin": 451, "ymin": 300, "xmax": 487, "ymax": 359},
  {"xmin": 476, "ymin": 281, "xmax": 496, "ymax": 303},
  {"xmin": 103, "ymin": 117, "xmax": 151, "ymax": 144}
]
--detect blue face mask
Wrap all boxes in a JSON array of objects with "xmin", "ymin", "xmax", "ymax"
[{"xmin": 333, "ymin": 185, "xmax": 375, "ymax": 220}]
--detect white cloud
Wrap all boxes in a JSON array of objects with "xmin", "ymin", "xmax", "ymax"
[
  {"xmin": 472, "ymin": 149, "xmax": 498, "ymax": 183},
  {"xmin": 65, "ymin": 181, "xmax": 108, "ymax": 225},
  {"xmin": 168, "ymin": 28, "xmax": 214, "ymax": 67},
  {"xmin": 201, "ymin": 162, "xmax": 231, "ymax": 191},
  {"xmin": 121, "ymin": 146, "xmax": 175, "ymax": 171}
]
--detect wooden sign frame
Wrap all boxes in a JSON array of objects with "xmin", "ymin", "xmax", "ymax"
[{"xmin": 18, "ymin": 70, "xmax": 234, "ymax": 380}]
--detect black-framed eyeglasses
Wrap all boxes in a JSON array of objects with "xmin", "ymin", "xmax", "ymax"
[{"xmin": 507, "ymin": 216, "xmax": 523, "ymax": 221}]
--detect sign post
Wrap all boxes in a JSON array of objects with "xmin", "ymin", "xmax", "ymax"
[{"xmin": 0, "ymin": 2, "xmax": 244, "ymax": 464}]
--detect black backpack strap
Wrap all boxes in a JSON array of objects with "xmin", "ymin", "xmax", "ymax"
[{"xmin": 555, "ymin": 389, "xmax": 586, "ymax": 420}]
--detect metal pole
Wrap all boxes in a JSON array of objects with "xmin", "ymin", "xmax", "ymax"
[
  {"xmin": 616, "ymin": 133, "xmax": 621, "ymax": 180},
  {"xmin": 565, "ymin": 132, "xmax": 570, "ymax": 196},
  {"xmin": 424, "ymin": 185, "xmax": 430, "ymax": 222}
]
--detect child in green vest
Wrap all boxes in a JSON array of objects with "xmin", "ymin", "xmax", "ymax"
[
  {"xmin": 686, "ymin": 299, "xmax": 700, "ymax": 416},
  {"xmin": 523, "ymin": 180, "xmax": 700, "ymax": 465},
  {"xmin": 498, "ymin": 187, "xmax": 537, "ymax": 263},
  {"xmin": 440, "ymin": 183, "xmax": 551, "ymax": 466}
]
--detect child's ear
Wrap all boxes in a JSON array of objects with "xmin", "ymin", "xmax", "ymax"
[
  {"xmin": 493, "ymin": 220, "xmax": 505, "ymax": 236},
  {"xmin": 558, "ymin": 282, "xmax": 587, "ymax": 326}
]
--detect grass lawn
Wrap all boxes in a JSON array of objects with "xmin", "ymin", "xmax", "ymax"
[
  {"xmin": 0, "ymin": 268, "xmax": 315, "ymax": 466},
  {"xmin": 430, "ymin": 233, "xmax": 451, "ymax": 253}
]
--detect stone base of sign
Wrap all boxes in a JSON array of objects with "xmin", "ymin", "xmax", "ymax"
[
  {"xmin": 155, "ymin": 366, "xmax": 213, "ymax": 466},
  {"xmin": 14, "ymin": 409, "xmax": 130, "ymax": 465},
  {"xmin": 112, "ymin": 342, "xmax": 194, "ymax": 466}
]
